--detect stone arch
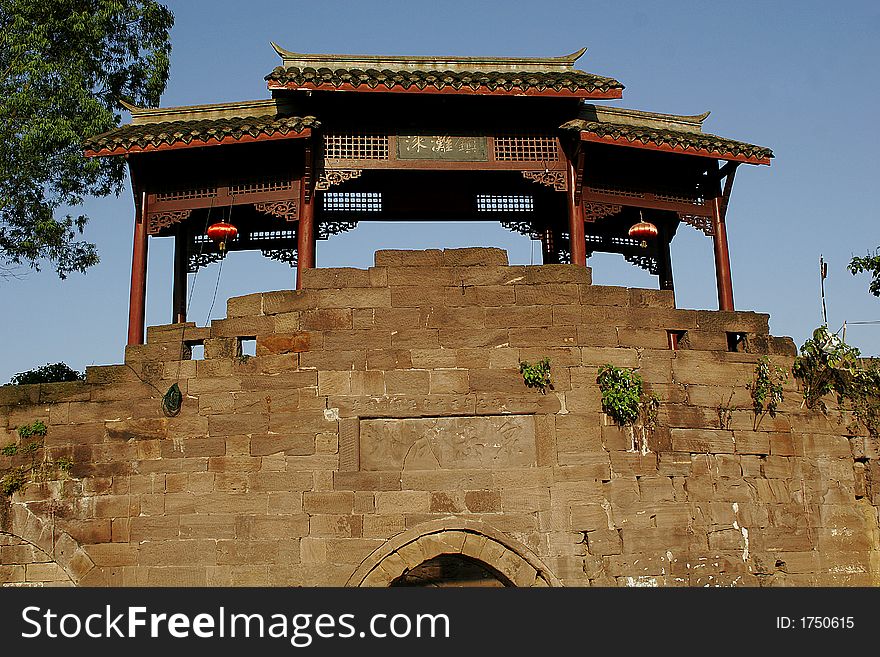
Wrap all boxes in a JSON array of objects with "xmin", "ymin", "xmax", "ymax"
[
  {"xmin": 1, "ymin": 502, "xmax": 105, "ymax": 586},
  {"xmin": 1, "ymin": 532, "xmax": 74, "ymax": 586},
  {"xmin": 347, "ymin": 518, "xmax": 562, "ymax": 587}
]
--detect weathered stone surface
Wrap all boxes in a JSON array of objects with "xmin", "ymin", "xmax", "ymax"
[
  {"xmin": 257, "ymin": 332, "xmax": 311, "ymax": 355},
  {"xmin": 2, "ymin": 249, "xmax": 876, "ymax": 590},
  {"xmin": 359, "ymin": 415, "xmax": 536, "ymax": 471}
]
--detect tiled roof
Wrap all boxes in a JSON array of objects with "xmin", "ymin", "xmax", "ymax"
[
  {"xmin": 266, "ymin": 66, "xmax": 623, "ymax": 97},
  {"xmin": 561, "ymin": 107, "xmax": 772, "ymax": 163},
  {"xmin": 265, "ymin": 45, "xmax": 623, "ymax": 97},
  {"xmin": 84, "ymin": 113, "xmax": 318, "ymax": 156}
]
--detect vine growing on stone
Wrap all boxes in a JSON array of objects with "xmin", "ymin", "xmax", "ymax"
[{"xmin": 748, "ymin": 356, "xmax": 788, "ymax": 429}]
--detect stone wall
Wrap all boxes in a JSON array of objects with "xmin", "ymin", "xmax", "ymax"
[{"xmin": 1, "ymin": 248, "xmax": 878, "ymax": 586}]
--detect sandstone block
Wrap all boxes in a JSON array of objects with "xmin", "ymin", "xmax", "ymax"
[
  {"xmin": 257, "ymin": 332, "xmax": 312, "ymax": 355},
  {"xmin": 303, "ymin": 491, "xmax": 354, "ymax": 514},
  {"xmin": 301, "ymin": 267, "xmax": 374, "ymax": 289},
  {"xmin": 226, "ymin": 293, "xmax": 263, "ymax": 317}
]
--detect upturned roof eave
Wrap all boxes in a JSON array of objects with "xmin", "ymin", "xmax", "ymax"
[
  {"xmin": 569, "ymin": 127, "xmax": 772, "ymax": 165},
  {"xmin": 83, "ymin": 114, "xmax": 318, "ymax": 157},
  {"xmin": 270, "ymin": 42, "xmax": 589, "ymax": 72}
]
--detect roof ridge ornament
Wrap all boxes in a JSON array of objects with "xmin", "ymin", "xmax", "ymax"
[{"xmin": 269, "ymin": 42, "xmax": 589, "ymax": 72}]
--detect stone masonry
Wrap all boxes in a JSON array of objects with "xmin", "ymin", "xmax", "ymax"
[{"xmin": 1, "ymin": 248, "xmax": 878, "ymax": 586}]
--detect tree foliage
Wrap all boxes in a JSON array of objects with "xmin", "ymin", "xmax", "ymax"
[
  {"xmin": 8, "ymin": 362, "xmax": 84, "ymax": 385},
  {"xmin": 792, "ymin": 326, "xmax": 880, "ymax": 437},
  {"xmin": 0, "ymin": 1, "xmax": 173, "ymax": 278},
  {"xmin": 848, "ymin": 248, "xmax": 880, "ymax": 297}
]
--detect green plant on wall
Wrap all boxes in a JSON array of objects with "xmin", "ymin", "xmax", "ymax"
[
  {"xmin": 748, "ymin": 356, "xmax": 788, "ymax": 429},
  {"xmin": 55, "ymin": 456, "xmax": 74, "ymax": 474},
  {"xmin": 792, "ymin": 326, "xmax": 880, "ymax": 437},
  {"xmin": 0, "ymin": 421, "xmax": 74, "ymax": 498},
  {"xmin": 519, "ymin": 357, "xmax": 553, "ymax": 394},
  {"xmin": 17, "ymin": 420, "xmax": 47, "ymax": 440},
  {"xmin": 1, "ymin": 468, "xmax": 27, "ymax": 497},
  {"xmin": 596, "ymin": 364, "xmax": 644, "ymax": 426}
]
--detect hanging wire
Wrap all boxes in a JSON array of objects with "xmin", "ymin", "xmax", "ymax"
[
  {"xmin": 187, "ymin": 198, "xmax": 216, "ymax": 313},
  {"xmin": 205, "ymin": 257, "xmax": 224, "ymax": 325},
  {"xmin": 204, "ymin": 196, "xmax": 235, "ymax": 326},
  {"xmin": 162, "ymin": 199, "xmax": 216, "ymax": 417}
]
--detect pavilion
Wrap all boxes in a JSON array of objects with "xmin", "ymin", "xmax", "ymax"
[{"xmin": 83, "ymin": 44, "xmax": 772, "ymax": 345}]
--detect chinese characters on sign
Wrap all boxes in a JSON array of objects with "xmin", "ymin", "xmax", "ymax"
[{"xmin": 397, "ymin": 134, "xmax": 488, "ymax": 161}]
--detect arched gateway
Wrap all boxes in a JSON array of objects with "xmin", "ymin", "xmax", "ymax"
[
  {"xmin": 83, "ymin": 44, "xmax": 771, "ymax": 346},
  {"xmin": 346, "ymin": 519, "xmax": 561, "ymax": 587}
]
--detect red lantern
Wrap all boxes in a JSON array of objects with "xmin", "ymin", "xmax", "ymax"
[
  {"xmin": 628, "ymin": 218, "xmax": 658, "ymax": 248},
  {"xmin": 206, "ymin": 222, "xmax": 238, "ymax": 252}
]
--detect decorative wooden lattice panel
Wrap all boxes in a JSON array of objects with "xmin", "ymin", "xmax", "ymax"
[
  {"xmin": 323, "ymin": 192, "xmax": 383, "ymax": 212},
  {"xmin": 250, "ymin": 230, "xmax": 298, "ymax": 240},
  {"xmin": 324, "ymin": 134, "xmax": 389, "ymax": 160},
  {"xmin": 155, "ymin": 186, "xmax": 217, "ymax": 202},
  {"xmin": 229, "ymin": 177, "xmax": 293, "ymax": 195},
  {"xmin": 476, "ymin": 194, "xmax": 534, "ymax": 212},
  {"xmin": 493, "ymin": 135, "xmax": 559, "ymax": 161}
]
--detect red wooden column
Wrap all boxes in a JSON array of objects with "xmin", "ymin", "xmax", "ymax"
[
  {"xmin": 127, "ymin": 191, "xmax": 149, "ymax": 345},
  {"xmin": 711, "ymin": 168, "xmax": 735, "ymax": 311},
  {"xmin": 566, "ymin": 148, "xmax": 586, "ymax": 267},
  {"xmin": 296, "ymin": 193, "xmax": 315, "ymax": 289},
  {"xmin": 296, "ymin": 140, "xmax": 315, "ymax": 289}
]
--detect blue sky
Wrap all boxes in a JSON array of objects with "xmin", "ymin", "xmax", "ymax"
[{"xmin": 2, "ymin": 0, "xmax": 879, "ymax": 381}]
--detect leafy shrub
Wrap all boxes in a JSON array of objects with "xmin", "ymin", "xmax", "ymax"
[
  {"xmin": 17, "ymin": 420, "xmax": 47, "ymax": 440},
  {"xmin": 519, "ymin": 358, "xmax": 553, "ymax": 394},
  {"xmin": 1, "ymin": 468, "xmax": 26, "ymax": 496},
  {"xmin": 597, "ymin": 364, "xmax": 644, "ymax": 426},
  {"xmin": 9, "ymin": 362, "xmax": 84, "ymax": 385},
  {"xmin": 793, "ymin": 326, "xmax": 880, "ymax": 436}
]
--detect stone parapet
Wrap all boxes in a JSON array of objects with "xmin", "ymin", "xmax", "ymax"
[{"xmin": 1, "ymin": 248, "xmax": 875, "ymax": 587}]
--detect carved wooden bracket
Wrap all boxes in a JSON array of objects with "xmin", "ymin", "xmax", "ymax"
[
  {"xmin": 315, "ymin": 169, "xmax": 363, "ymax": 191},
  {"xmin": 678, "ymin": 213, "xmax": 715, "ymax": 236},
  {"xmin": 254, "ymin": 200, "xmax": 298, "ymax": 222},
  {"xmin": 318, "ymin": 220, "xmax": 359, "ymax": 239},
  {"xmin": 625, "ymin": 253, "xmax": 659, "ymax": 275},
  {"xmin": 262, "ymin": 248, "xmax": 297, "ymax": 267},
  {"xmin": 522, "ymin": 170, "xmax": 567, "ymax": 191},
  {"xmin": 147, "ymin": 210, "xmax": 191, "ymax": 235},
  {"xmin": 583, "ymin": 203, "xmax": 622, "ymax": 222}
]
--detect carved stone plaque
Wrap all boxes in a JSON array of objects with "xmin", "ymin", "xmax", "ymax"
[
  {"xmin": 397, "ymin": 134, "xmax": 488, "ymax": 161},
  {"xmin": 359, "ymin": 415, "xmax": 535, "ymax": 471}
]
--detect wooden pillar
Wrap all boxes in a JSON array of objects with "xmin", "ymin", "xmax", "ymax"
[
  {"xmin": 296, "ymin": 196, "xmax": 315, "ymax": 289},
  {"xmin": 566, "ymin": 151, "xmax": 586, "ymax": 267},
  {"xmin": 127, "ymin": 191, "xmax": 149, "ymax": 345},
  {"xmin": 711, "ymin": 193, "xmax": 735, "ymax": 311},
  {"xmin": 712, "ymin": 161, "xmax": 736, "ymax": 310},
  {"xmin": 296, "ymin": 139, "xmax": 315, "ymax": 290},
  {"xmin": 172, "ymin": 226, "xmax": 187, "ymax": 324}
]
